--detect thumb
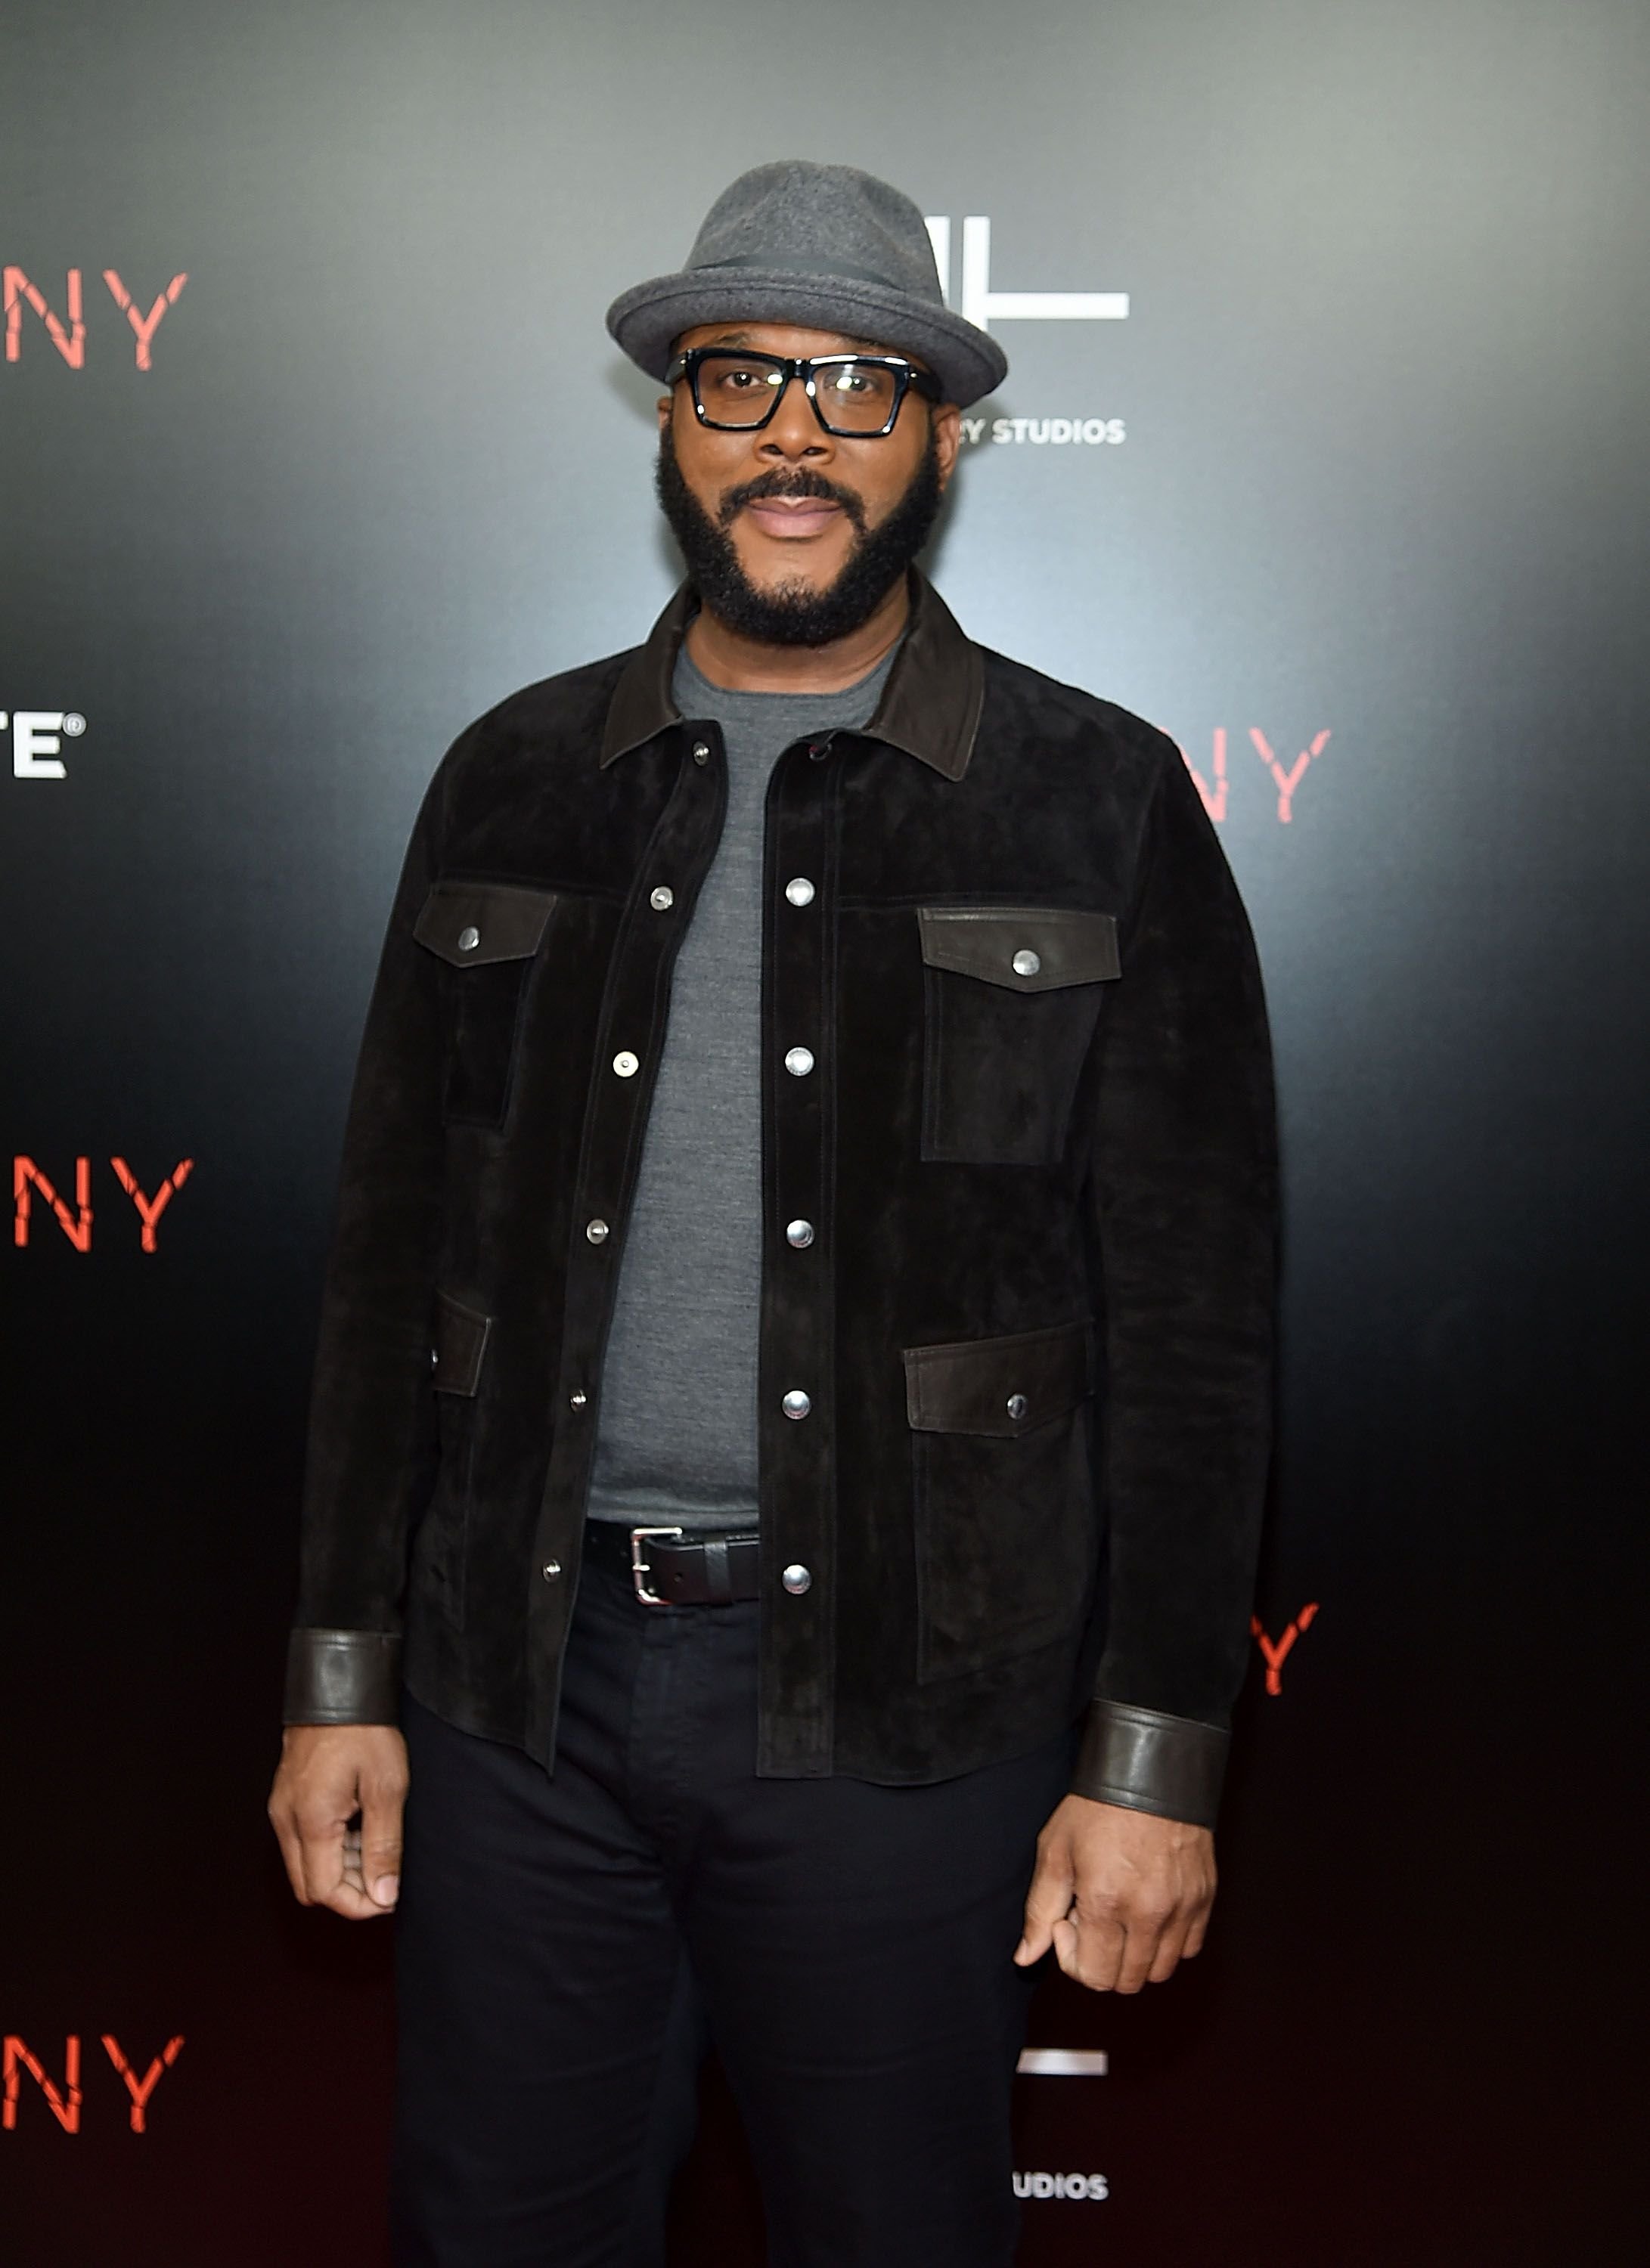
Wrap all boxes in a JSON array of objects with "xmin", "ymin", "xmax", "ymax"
[
  {"xmin": 1015, "ymin": 1834, "xmax": 1075, "ymax": 1966},
  {"xmin": 359, "ymin": 1777, "xmax": 405, "ymax": 1910}
]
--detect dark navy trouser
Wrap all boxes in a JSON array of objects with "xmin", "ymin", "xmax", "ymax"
[{"xmin": 390, "ymin": 1548, "xmax": 1073, "ymax": 2268}]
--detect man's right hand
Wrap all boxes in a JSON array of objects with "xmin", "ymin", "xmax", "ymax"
[{"xmin": 268, "ymin": 1724, "xmax": 409, "ymax": 1919}]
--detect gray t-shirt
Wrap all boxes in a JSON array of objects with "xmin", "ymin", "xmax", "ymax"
[{"xmin": 586, "ymin": 637, "xmax": 898, "ymax": 1531}]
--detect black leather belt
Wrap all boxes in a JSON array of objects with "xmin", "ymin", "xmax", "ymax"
[{"xmin": 584, "ymin": 1520, "xmax": 761, "ymax": 1606}]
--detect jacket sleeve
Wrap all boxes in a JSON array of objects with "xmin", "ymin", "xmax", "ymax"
[
  {"xmin": 282, "ymin": 764, "xmax": 450, "ymax": 1724},
  {"xmin": 1071, "ymin": 739, "xmax": 1279, "ymax": 1825}
]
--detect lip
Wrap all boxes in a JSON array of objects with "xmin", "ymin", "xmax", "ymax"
[{"xmin": 741, "ymin": 497, "xmax": 844, "ymax": 539}]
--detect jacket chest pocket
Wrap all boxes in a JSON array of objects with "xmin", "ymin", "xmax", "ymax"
[
  {"xmin": 917, "ymin": 906, "xmax": 1120, "ymax": 1165},
  {"xmin": 904, "ymin": 1318, "xmax": 1097, "ymax": 1684},
  {"xmin": 414, "ymin": 881, "xmax": 560, "ymax": 1128}
]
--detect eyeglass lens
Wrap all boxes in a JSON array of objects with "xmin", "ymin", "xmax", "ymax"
[{"xmin": 693, "ymin": 354, "xmax": 903, "ymax": 434}]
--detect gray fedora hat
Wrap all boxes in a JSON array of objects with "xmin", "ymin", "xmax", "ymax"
[{"xmin": 606, "ymin": 161, "xmax": 1008, "ymax": 409}]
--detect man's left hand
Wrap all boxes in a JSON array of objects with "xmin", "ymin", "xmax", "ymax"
[{"xmin": 1014, "ymin": 1795, "xmax": 1216, "ymax": 1993}]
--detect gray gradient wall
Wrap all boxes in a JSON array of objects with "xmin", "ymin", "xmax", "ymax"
[{"xmin": 3, "ymin": 3, "xmax": 1645, "ymax": 2261}]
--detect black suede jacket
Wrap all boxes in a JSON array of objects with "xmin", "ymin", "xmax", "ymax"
[{"xmin": 284, "ymin": 573, "xmax": 1277, "ymax": 1828}]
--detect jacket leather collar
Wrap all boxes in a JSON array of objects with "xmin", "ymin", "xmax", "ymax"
[{"xmin": 598, "ymin": 568, "xmax": 985, "ymax": 781}]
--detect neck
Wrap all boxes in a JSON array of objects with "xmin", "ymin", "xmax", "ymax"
[{"xmin": 683, "ymin": 574, "xmax": 911, "ymax": 694}]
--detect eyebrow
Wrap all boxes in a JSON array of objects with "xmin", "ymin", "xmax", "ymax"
[{"xmin": 701, "ymin": 329, "xmax": 898, "ymax": 357}]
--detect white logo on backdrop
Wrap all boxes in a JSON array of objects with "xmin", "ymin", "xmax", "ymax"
[
  {"xmin": 1013, "ymin": 2171, "xmax": 1111, "ymax": 2201},
  {"xmin": 924, "ymin": 218, "xmax": 1129, "ymax": 331},
  {"xmin": 1012, "ymin": 2046, "xmax": 1111, "ymax": 2201},
  {"xmin": 1016, "ymin": 2047, "xmax": 1109, "ymax": 2076},
  {"xmin": 925, "ymin": 216, "xmax": 1127, "ymax": 443},
  {"xmin": 5, "ymin": 709, "xmax": 85, "ymax": 779}
]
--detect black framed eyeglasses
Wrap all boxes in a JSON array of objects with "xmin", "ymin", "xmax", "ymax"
[{"xmin": 665, "ymin": 347, "xmax": 942, "ymax": 438}]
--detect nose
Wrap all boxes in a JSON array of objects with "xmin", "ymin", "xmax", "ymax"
[{"xmin": 758, "ymin": 372, "xmax": 833, "ymax": 463}]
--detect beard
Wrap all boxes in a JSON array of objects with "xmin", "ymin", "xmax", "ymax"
[{"xmin": 654, "ymin": 421, "xmax": 945, "ymax": 648}]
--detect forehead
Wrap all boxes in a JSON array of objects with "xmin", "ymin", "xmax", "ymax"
[{"xmin": 673, "ymin": 318, "xmax": 923, "ymax": 366}]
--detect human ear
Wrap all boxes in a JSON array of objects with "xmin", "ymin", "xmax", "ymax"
[{"xmin": 932, "ymin": 402, "xmax": 963, "ymax": 492}]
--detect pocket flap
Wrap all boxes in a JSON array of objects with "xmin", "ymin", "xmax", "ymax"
[
  {"xmin": 917, "ymin": 905, "xmax": 1120, "ymax": 991},
  {"xmin": 903, "ymin": 1319, "xmax": 1094, "ymax": 1438},
  {"xmin": 414, "ymin": 880, "xmax": 559, "ymax": 968},
  {"xmin": 431, "ymin": 1290, "xmax": 493, "ymax": 1397}
]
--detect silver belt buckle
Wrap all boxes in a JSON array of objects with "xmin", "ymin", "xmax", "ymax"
[{"xmin": 629, "ymin": 1525, "xmax": 685, "ymax": 1606}]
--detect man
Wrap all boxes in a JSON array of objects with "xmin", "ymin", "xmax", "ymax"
[{"xmin": 268, "ymin": 162, "xmax": 1277, "ymax": 2267}]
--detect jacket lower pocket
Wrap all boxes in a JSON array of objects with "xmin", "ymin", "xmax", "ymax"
[
  {"xmin": 904, "ymin": 1318, "xmax": 1098, "ymax": 1684},
  {"xmin": 414, "ymin": 1290, "xmax": 493, "ymax": 1626},
  {"xmin": 917, "ymin": 905, "xmax": 1119, "ymax": 1165}
]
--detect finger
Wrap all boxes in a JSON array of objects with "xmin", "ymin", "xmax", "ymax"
[
  {"xmin": 1058, "ymin": 1909, "xmax": 1125, "ymax": 1992},
  {"xmin": 1113, "ymin": 1886, "xmax": 1186, "ymax": 1993},
  {"xmin": 314, "ymin": 1875, "xmax": 393, "ymax": 1921},
  {"xmin": 1146, "ymin": 1912, "xmax": 1193, "ymax": 1984},
  {"xmin": 295, "ymin": 1801, "xmax": 351, "ymax": 1908},
  {"xmin": 303, "ymin": 1816, "xmax": 390, "ymax": 1920},
  {"xmin": 359, "ymin": 1773, "xmax": 406, "ymax": 1910},
  {"xmin": 1181, "ymin": 1904, "xmax": 1212, "ymax": 1960},
  {"xmin": 1111, "ymin": 1910, "xmax": 1168, "ymax": 1995},
  {"xmin": 268, "ymin": 1803, "xmax": 312, "ymax": 1906},
  {"xmin": 1016, "ymin": 1846, "xmax": 1075, "ymax": 1965}
]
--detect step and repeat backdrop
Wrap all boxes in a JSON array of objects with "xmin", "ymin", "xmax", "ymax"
[{"xmin": 3, "ymin": 2, "xmax": 1645, "ymax": 2262}]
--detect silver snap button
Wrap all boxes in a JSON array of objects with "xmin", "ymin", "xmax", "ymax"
[
  {"xmin": 569, "ymin": 1388, "xmax": 588, "ymax": 1410},
  {"xmin": 781, "ymin": 1563, "xmax": 813, "ymax": 1595},
  {"xmin": 585, "ymin": 1218, "xmax": 609, "ymax": 1244},
  {"xmin": 782, "ymin": 1388, "xmax": 812, "ymax": 1420},
  {"xmin": 541, "ymin": 1559, "xmax": 562, "ymax": 1582},
  {"xmin": 650, "ymin": 885, "xmax": 674, "ymax": 911},
  {"xmin": 1012, "ymin": 948, "xmax": 1041, "ymax": 977},
  {"xmin": 783, "ymin": 1046, "xmax": 814, "ymax": 1077},
  {"xmin": 457, "ymin": 925, "xmax": 481, "ymax": 953},
  {"xmin": 807, "ymin": 741, "xmax": 830, "ymax": 762},
  {"xmin": 430, "ymin": 1347, "xmax": 439, "ymax": 1368},
  {"xmin": 785, "ymin": 1219, "xmax": 814, "ymax": 1249},
  {"xmin": 784, "ymin": 876, "xmax": 815, "ymax": 907},
  {"xmin": 691, "ymin": 741, "xmax": 710, "ymax": 765},
  {"xmin": 613, "ymin": 1050, "xmax": 639, "ymax": 1077},
  {"xmin": 1006, "ymin": 1393, "xmax": 1028, "ymax": 1420}
]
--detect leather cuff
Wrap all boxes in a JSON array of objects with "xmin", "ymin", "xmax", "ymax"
[
  {"xmin": 283, "ymin": 1628, "xmax": 403, "ymax": 1724},
  {"xmin": 1071, "ymin": 1699, "xmax": 1229, "ymax": 1828}
]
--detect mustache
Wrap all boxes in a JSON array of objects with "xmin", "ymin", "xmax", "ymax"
[{"xmin": 716, "ymin": 467, "xmax": 868, "ymax": 538}]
